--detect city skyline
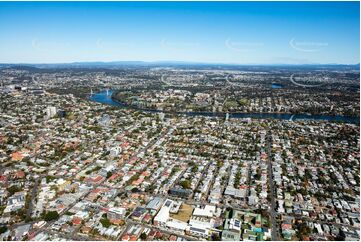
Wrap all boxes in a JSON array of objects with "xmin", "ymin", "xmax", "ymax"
[{"xmin": 0, "ymin": 1, "xmax": 359, "ymax": 64}]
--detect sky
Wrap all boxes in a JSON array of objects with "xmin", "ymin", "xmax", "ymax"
[{"xmin": 0, "ymin": 1, "xmax": 359, "ymax": 64}]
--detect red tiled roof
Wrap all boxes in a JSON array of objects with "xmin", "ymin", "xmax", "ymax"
[
  {"xmin": 11, "ymin": 152, "xmax": 24, "ymax": 161},
  {"xmin": 72, "ymin": 217, "xmax": 82, "ymax": 225},
  {"xmin": 109, "ymin": 173, "xmax": 119, "ymax": 181},
  {"xmin": 92, "ymin": 175, "xmax": 103, "ymax": 183},
  {"xmin": 142, "ymin": 171, "xmax": 150, "ymax": 177},
  {"xmin": 155, "ymin": 231, "xmax": 162, "ymax": 238},
  {"xmin": 121, "ymin": 234, "xmax": 130, "ymax": 241},
  {"xmin": 129, "ymin": 235, "xmax": 137, "ymax": 241},
  {"xmin": 281, "ymin": 223, "xmax": 292, "ymax": 230},
  {"xmin": 15, "ymin": 171, "xmax": 25, "ymax": 178}
]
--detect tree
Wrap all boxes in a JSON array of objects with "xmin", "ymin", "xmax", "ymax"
[
  {"xmin": 46, "ymin": 175, "xmax": 55, "ymax": 183},
  {"xmin": 145, "ymin": 184, "xmax": 156, "ymax": 193},
  {"xmin": 191, "ymin": 165, "xmax": 198, "ymax": 173},
  {"xmin": 211, "ymin": 233, "xmax": 221, "ymax": 241},
  {"xmin": 100, "ymin": 218, "xmax": 111, "ymax": 228},
  {"xmin": 7, "ymin": 186, "xmax": 21, "ymax": 196},
  {"xmin": 296, "ymin": 222, "xmax": 311, "ymax": 239},
  {"xmin": 234, "ymin": 172, "xmax": 241, "ymax": 188},
  {"xmin": 43, "ymin": 211, "xmax": 59, "ymax": 221},
  {"xmin": 106, "ymin": 171, "xmax": 113, "ymax": 179},
  {"xmin": 180, "ymin": 180, "xmax": 191, "ymax": 189},
  {"xmin": 131, "ymin": 187, "xmax": 140, "ymax": 193},
  {"xmin": 140, "ymin": 232, "xmax": 147, "ymax": 240},
  {"xmin": 0, "ymin": 226, "xmax": 7, "ymax": 234}
]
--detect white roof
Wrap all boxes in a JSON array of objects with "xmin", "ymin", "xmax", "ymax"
[
  {"xmin": 109, "ymin": 207, "xmax": 126, "ymax": 215},
  {"xmin": 154, "ymin": 204, "xmax": 170, "ymax": 223},
  {"xmin": 229, "ymin": 218, "xmax": 241, "ymax": 231},
  {"xmin": 166, "ymin": 219, "xmax": 188, "ymax": 230},
  {"xmin": 193, "ymin": 205, "xmax": 215, "ymax": 217},
  {"xmin": 189, "ymin": 218, "xmax": 213, "ymax": 230},
  {"xmin": 56, "ymin": 178, "xmax": 66, "ymax": 185}
]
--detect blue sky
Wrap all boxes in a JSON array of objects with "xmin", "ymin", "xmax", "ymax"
[{"xmin": 0, "ymin": 1, "xmax": 359, "ymax": 64}]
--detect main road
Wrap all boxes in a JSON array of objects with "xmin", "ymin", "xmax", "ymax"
[{"xmin": 266, "ymin": 130, "xmax": 280, "ymax": 241}]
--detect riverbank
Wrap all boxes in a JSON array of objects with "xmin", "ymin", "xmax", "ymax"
[{"xmin": 90, "ymin": 90, "xmax": 360, "ymax": 124}]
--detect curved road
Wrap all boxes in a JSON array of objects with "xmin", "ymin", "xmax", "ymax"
[{"xmin": 289, "ymin": 74, "xmax": 323, "ymax": 88}]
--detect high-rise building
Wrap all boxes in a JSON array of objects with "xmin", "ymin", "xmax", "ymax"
[
  {"xmin": 158, "ymin": 112, "xmax": 165, "ymax": 121},
  {"xmin": 46, "ymin": 106, "xmax": 57, "ymax": 119}
]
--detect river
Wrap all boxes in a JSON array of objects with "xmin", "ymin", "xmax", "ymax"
[{"xmin": 90, "ymin": 90, "xmax": 359, "ymax": 124}]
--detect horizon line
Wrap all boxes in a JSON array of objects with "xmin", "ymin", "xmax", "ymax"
[{"xmin": 0, "ymin": 60, "xmax": 360, "ymax": 66}]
